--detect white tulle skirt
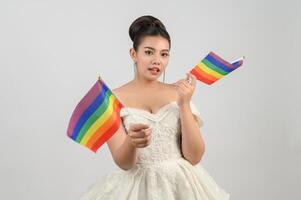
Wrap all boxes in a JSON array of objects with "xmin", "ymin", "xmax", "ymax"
[{"xmin": 79, "ymin": 157, "xmax": 230, "ymax": 200}]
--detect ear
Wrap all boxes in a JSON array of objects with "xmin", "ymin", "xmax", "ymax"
[{"xmin": 129, "ymin": 48, "xmax": 137, "ymax": 62}]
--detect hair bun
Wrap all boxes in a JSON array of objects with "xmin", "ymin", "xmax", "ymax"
[
  {"xmin": 128, "ymin": 15, "xmax": 171, "ymax": 51},
  {"xmin": 129, "ymin": 15, "xmax": 167, "ymax": 42}
]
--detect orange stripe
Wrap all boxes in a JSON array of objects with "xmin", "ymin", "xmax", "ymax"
[
  {"xmin": 116, "ymin": 99, "xmax": 123, "ymax": 110},
  {"xmin": 190, "ymin": 67, "xmax": 217, "ymax": 85},
  {"xmin": 194, "ymin": 65, "xmax": 219, "ymax": 82},
  {"xmin": 91, "ymin": 102, "xmax": 122, "ymax": 152},
  {"xmin": 90, "ymin": 97, "xmax": 124, "ymax": 152},
  {"xmin": 190, "ymin": 69, "xmax": 214, "ymax": 85},
  {"xmin": 86, "ymin": 99, "xmax": 120, "ymax": 148},
  {"xmin": 91, "ymin": 114, "xmax": 121, "ymax": 152}
]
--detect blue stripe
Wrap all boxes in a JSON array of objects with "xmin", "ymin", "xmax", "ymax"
[
  {"xmin": 205, "ymin": 54, "xmax": 234, "ymax": 73},
  {"xmin": 71, "ymin": 83, "xmax": 110, "ymax": 140},
  {"xmin": 231, "ymin": 60, "xmax": 243, "ymax": 68}
]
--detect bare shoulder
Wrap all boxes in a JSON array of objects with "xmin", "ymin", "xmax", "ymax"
[
  {"xmin": 112, "ymin": 82, "xmax": 130, "ymax": 95},
  {"xmin": 112, "ymin": 83, "xmax": 132, "ymax": 103}
]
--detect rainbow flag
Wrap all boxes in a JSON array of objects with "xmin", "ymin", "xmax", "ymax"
[
  {"xmin": 190, "ymin": 51, "xmax": 244, "ymax": 85},
  {"xmin": 67, "ymin": 77, "xmax": 124, "ymax": 153}
]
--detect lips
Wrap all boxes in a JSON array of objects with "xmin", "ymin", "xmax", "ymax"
[{"xmin": 148, "ymin": 67, "xmax": 160, "ymax": 72}]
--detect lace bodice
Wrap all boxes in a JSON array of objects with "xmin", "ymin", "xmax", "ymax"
[
  {"xmin": 120, "ymin": 101, "xmax": 204, "ymax": 166},
  {"xmin": 79, "ymin": 102, "xmax": 231, "ymax": 200}
]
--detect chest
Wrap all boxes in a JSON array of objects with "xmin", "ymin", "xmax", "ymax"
[
  {"xmin": 123, "ymin": 93, "xmax": 177, "ymax": 114},
  {"xmin": 121, "ymin": 102, "xmax": 181, "ymax": 135}
]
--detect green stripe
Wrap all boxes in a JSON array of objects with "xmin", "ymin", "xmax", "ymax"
[
  {"xmin": 202, "ymin": 59, "xmax": 228, "ymax": 75},
  {"xmin": 76, "ymin": 91, "xmax": 112, "ymax": 142}
]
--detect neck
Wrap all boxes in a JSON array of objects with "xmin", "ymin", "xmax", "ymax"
[{"xmin": 131, "ymin": 76, "xmax": 161, "ymax": 90}]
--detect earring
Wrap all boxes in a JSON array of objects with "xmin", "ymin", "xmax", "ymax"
[{"xmin": 133, "ymin": 61, "xmax": 137, "ymax": 77}]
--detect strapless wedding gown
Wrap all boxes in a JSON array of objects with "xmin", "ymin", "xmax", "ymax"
[{"xmin": 79, "ymin": 100, "xmax": 230, "ymax": 200}]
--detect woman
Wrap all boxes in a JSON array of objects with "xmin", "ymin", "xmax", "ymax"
[{"xmin": 80, "ymin": 15, "xmax": 230, "ymax": 200}]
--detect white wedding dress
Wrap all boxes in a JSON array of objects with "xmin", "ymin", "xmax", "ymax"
[{"xmin": 79, "ymin": 101, "xmax": 230, "ymax": 200}]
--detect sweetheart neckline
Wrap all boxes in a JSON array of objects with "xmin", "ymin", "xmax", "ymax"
[{"xmin": 121, "ymin": 101, "xmax": 178, "ymax": 116}]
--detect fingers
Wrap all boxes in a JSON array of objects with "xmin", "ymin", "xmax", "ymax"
[
  {"xmin": 173, "ymin": 73, "xmax": 196, "ymax": 92},
  {"xmin": 185, "ymin": 73, "xmax": 197, "ymax": 86},
  {"xmin": 136, "ymin": 143, "xmax": 150, "ymax": 148},
  {"xmin": 172, "ymin": 73, "xmax": 197, "ymax": 88},
  {"xmin": 130, "ymin": 130, "xmax": 152, "ymax": 148},
  {"xmin": 189, "ymin": 73, "xmax": 197, "ymax": 85},
  {"xmin": 129, "ymin": 123, "xmax": 149, "ymax": 131},
  {"xmin": 130, "ymin": 128, "xmax": 151, "ymax": 138},
  {"xmin": 128, "ymin": 124, "xmax": 152, "ymax": 148},
  {"xmin": 175, "ymin": 79, "xmax": 192, "ymax": 91},
  {"xmin": 185, "ymin": 73, "xmax": 191, "ymax": 84},
  {"xmin": 182, "ymin": 79, "xmax": 191, "ymax": 89},
  {"xmin": 132, "ymin": 133, "xmax": 151, "ymax": 145}
]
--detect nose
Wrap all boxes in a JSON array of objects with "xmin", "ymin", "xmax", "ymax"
[
  {"xmin": 152, "ymin": 53, "xmax": 161, "ymax": 66},
  {"xmin": 152, "ymin": 60, "xmax": 160, "ymax": 66}
]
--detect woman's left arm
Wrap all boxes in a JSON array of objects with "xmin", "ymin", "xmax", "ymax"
[
  {"xmin": 173, "ymin": 73, "xmax": 205, "ymax": 165},
  {"xmin": 179, "ymin": 103, "xmax": 205, "ymax": 165}
]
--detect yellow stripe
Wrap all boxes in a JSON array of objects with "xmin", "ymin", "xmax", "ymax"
[
  {"xmin": 198, "ymin": 62, "xmax": 224, "ymax": 79},
  {"xmin": 80, "ymin": 95, "xmax": 116, "ymax": 145}
]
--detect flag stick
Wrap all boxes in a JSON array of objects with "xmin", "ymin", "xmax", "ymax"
[
  {"xmin": 96, "ymin": 74, "xmax": 141, "ymax": 126},
  {"xmin": 96, "ymin": 75, "xmax": 124, "ymax": 105}
]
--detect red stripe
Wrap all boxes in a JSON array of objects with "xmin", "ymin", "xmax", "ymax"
[
  {"xmin": 86, "ymin": 98, "xmax": 119, "ymax": 148},
  {"xmin": 89, "ymin": 100, "xmax": 122, "ymax": 152},
  {"xmin": 194, "ymin": 65, "xmax": 219, "ymax": 82},
  {"xmin": 190, "ymin": 68, "xmax": 216, "ymax": 85},
  {"xmin": 91, "ymin": 116, "xmax": 121, "ymax": 152}
]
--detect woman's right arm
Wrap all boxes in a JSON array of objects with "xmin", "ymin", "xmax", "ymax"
[
  {"xmin": 107, "ymin": 124, "xmax": 137, "ymax": 170},
  {"xmin": 107, "ymin": 89, "xmax": 151, "ymax": 170}
]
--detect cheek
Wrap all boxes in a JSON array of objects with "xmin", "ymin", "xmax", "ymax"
[
  {"xmin": 139, "ymin": 57, "xmax": 151, "ymax": 65},
  {"xmin": 163, "ymin": 58, "xmax": 169, "ymax": 64}
]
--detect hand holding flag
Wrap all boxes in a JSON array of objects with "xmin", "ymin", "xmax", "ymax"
[
  {"xmin": 172, "ymin": 73, "xmax": 197, "ymax": 106},
  {"xmin": 189, "ymin": 51, "xmax": 244, "ymax": 85}
]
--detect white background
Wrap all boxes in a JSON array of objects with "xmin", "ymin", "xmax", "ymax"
[{"xmin": 0, "ymin": 0, "xmax": 300, "ymax": 199}]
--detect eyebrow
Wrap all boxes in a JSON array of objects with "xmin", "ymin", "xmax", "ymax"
[{"xmin": 144, "ymin": 46, "xmax": 169, "ymax": 52}]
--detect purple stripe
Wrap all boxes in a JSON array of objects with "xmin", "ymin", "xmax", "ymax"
[
  {"xmin": 231, "ymin": 59, "xmax": 243, "ymax": 68},
  {"xmin": 67, "ymin": 80, "xmax": 102, "ymax": 137},
  {"xmin": 209, "ymin": 52, "xmax": 235, "ymax": 69}
]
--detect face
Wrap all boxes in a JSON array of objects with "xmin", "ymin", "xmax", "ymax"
[{"xmin": 130, "ymin": 35, "xmax": 170, "ymax": 81}]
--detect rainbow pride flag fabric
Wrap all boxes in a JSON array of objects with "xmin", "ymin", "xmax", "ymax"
[
  {"xmin": 190, "ymin": 51, "xmax": 244, "ymax": 85},
  {"xmin": 67, "ymin": 78, "xmax": 124, "ymax": 153}
]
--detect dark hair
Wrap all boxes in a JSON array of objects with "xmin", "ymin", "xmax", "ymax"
[{"xmin": 129, "ymin": 15, "xmax": 171, "ymax": 51}]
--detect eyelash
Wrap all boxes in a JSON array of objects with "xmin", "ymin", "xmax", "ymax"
[{"xmin": 145, "ymin": 50, "xmax": 169, "ymax": 57}]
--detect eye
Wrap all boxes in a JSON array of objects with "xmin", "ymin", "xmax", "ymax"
[
  {"xmin": 145, "ymin": 50, "xmax": 153, "ymax": 55},
  {"xmin": 162, "ymin": 53, "xmax": 169, "ymax": 57}
]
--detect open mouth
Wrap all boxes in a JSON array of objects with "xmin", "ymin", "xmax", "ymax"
[{"xmin": 148, "ymin": 67, "xmax": 160, "ymax": 72}]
